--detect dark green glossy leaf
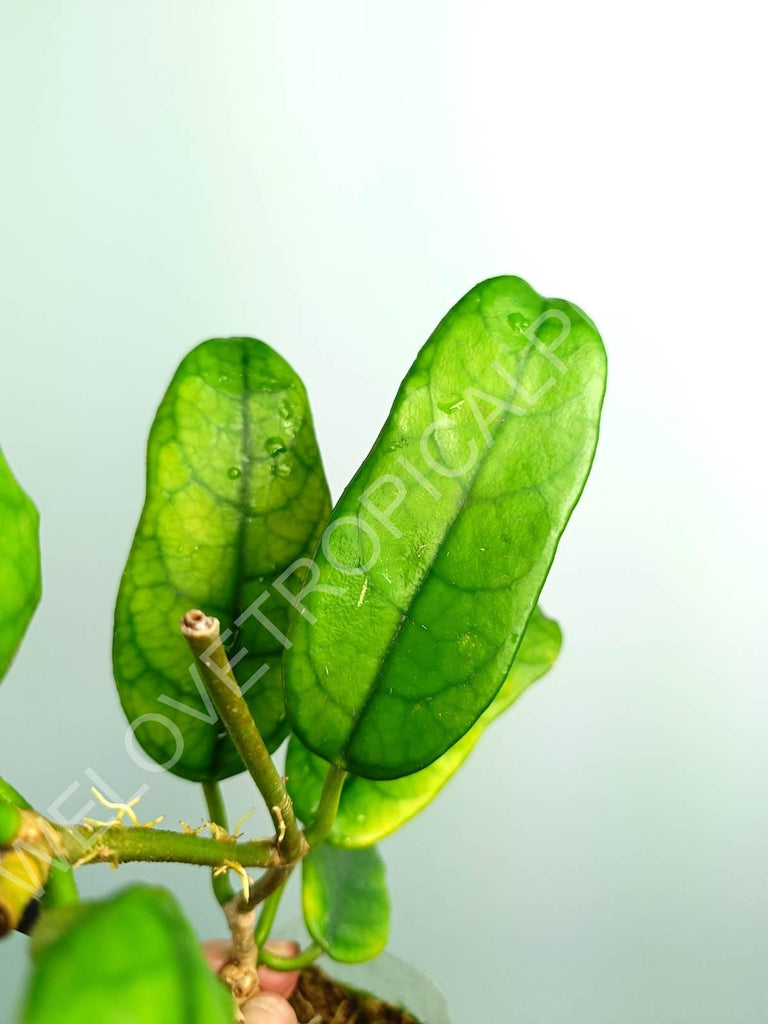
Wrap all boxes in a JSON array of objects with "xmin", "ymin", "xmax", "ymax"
[
  {"xmin": 288, "ymin": 607, "xmax": 561, "ymax": 847},
  {"xmin": 114, "ymin": 338, "xmax": 331, "ymax": 781},
  {"xmin": 302, "ymin": 844, "xmax": 390, "ymax": 963},
  {"xmin": 0, "ymin": 448, "xmax": 41, "ymax": 683},
  {"xmin": 21, "ymin": 885, "xmax": 233, "ymax": 1023},
  {"xmin": 285, "ymin": 276, "xmax": 605, "ymax": 779}
]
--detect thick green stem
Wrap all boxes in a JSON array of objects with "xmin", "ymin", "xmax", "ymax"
[
  {"xmin": 303, "ymin": 766, "xmax": 347, "ymax": 848},
  {"xmin": 254, "ymin": 880, "xmax": 286, "ymax": 947},
  {"xmin": 259, "ymin": 941, "xmax": 324, "ymax": 971},
  {"xmin": 202, "ymin": 782, "xmax": 236, "ymax": 905},
  {"xmin": 52, "ymin": 823, "xmax": 277, "ymax": 870},
  {"xmin": 181, "ymin": 611, "xmax": 305, "ymax": 863}
]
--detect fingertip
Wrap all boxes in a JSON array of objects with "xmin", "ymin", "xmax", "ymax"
[
  {"xmin": 258, "ymin": 940, "xmax": 301, "ymax": 999},
  {"xmin": 241, "ymin": 992, "xmax": 298, "ymax": 1024},
  {"xmin": 201, "ymin": 939, "xmax": 232, "ymax": 973},
  {"xmin": 257, "ymin": 966, "xmax": 300, "ymax": 1001},
  {"xmin": 264, "ymin": 940, "xmax": 300, "ymax": 958}
]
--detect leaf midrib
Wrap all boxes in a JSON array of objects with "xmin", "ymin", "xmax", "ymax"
[{"xmin": 336, "ymin": 324, "xmax": 589, "ymax": 766}]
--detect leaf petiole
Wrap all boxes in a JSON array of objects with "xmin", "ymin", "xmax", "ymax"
[
  {"xmin": 253, "ymin": 880, "xmax": 286, "ymax": 947},
  {"xmin": 303, "ymin": 766, "xmax": 346, "ymax": 848},
  {"xmin": 202, "ymin": 782, "xmax": 236, "ymax": 906},
  {"xmin": 259, "ymin": 941, "xmax": 324, "ymax": 971}
]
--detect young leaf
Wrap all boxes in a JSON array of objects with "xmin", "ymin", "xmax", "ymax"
[
  {"xmin": 0, "ymin": 447, "xmax": 41, "ymax": 683},
  {"xmin": 114, "ymin": 338, "xmax": 331, "ymax": 781},
  {"xmin": 21, "ymin": 885, "xmax": 233, "ymax": 1023},
  {"xmin": 288, "ymin": 607, "xmax": 561, "ymax": 847},
  {"xmin": 302, "ymin": 844, "xmax": 390, "ymax": 963},
  {"xmin": 285, "ymin": 276, "xmax": 605, "ymax": 779}
]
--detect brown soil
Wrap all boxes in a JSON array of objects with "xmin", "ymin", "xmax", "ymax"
[{"xmin": 289, "ymin": 966, "xmax": 422, "ymax": 1024}]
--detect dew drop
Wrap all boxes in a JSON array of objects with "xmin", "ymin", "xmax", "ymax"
[
  {"xmin": 228, "ymin": 466, "xmax": 242, "ymax": 479},
  {"xmin": 265, "ymin": 436, "xmax": 287, "ymax": 457},
  {"xmin": 437, "ymin": 393, "xmax": 463, "ymax": 414},
  {"xmin": 384, "ymin": 435, "xmax": 408, "ymax": 453},
  {"xmin": 507, "ymin": 312, "xmax": 530, "ymax": 334}
]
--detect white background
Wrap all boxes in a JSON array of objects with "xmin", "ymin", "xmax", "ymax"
[{"xmin": 1, "ymin": 2, "xmax": 766, "ymax": 1021}]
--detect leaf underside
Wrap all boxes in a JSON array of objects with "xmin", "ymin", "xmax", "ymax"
[
  {"xmin": 285, "ymin": 276, "xmax": 606, "ymax": 780},
  {"xmin": 287, "ymin": 606, "xmax": 561, "ymax": 847},
  {"xmin": 0, "ymin": 447, "xmax": 41, "ymax": 684},
  {"xmin": 113, "ymin": 338, "xmax": 331, "ymax": 781},
  {"xmin": 302, "ymin": 844, "xmax": 390, "ymax": 963},
  {"xmin": 21, "ymin": 886, "xmax": 233, "ymax": 1023}
]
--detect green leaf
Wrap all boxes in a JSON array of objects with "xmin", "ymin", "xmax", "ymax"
[
  {"xmin": 0, "ymin": 775, "xmax": 31, "ymax": 809},
  {"xmin": 288, "ymin": 607, "xmax": 561, "ymax": 847},
  {"xmin": 285, "ymin": 276, "xmax": 605, "ymax": 779},
  {"xmin": 114, "ymin": 338, "xmax": 331, "ymax": 781},
  {"xmin": 0, "ymin": 447, "xmax": 41, "ymax": 683},
  {"xmin": 21, "ymin": 885, "xmax": 233, "ymax": 1023},
  {"xmin": 302, "ymin": 844, "xmax": 390, "ymax": 963}
]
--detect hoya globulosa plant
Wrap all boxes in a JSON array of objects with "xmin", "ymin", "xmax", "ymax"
[{"xmin": 0, "ymin": 277, "xmax": 606, "ymax": 1022}]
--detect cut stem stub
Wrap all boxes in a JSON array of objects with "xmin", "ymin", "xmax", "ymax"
[{"xmin": 180, "ymin": 610, "xmax": 305, "ymax": 866}]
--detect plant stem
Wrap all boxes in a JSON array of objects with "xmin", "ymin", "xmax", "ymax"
[
  {"xmin": 181, "ymin": 611, "xmax": 304, "ymax": 863},
  {"xmin": 240, "ymin": 864, "xmax": 291, "ymax": 913},
  {"xmin": 52, "ymin": 823, "xmax": 277, "ymax": 870},
  {"xmin": 202, "ymin": 782, "xmax": 236, "ymax": 905},
  {"xmin": 221, "ymin": 901, "xmax": 259, "ymax": 1002},
  {"xmin": 259, "ymin": 941, "xmax": 324, "ymax": 971},
  {"xmin": 303, "ymin": 766, "xmax": 347, "ymax": 848},
  {"xmin": 254, "ymin": 880, "xmax": 286, "ymax": 947}
]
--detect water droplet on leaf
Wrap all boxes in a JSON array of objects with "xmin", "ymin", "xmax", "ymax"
[
  {"xmin": 265, "ymin": 437, "xmax": 287, "ymax": 457},
  {"xmin": 507, "ymin": 312, "xmax": 530, "ymax": 333},
  {"xmin": 437, "ymin": 393, "xmax": 463, "ymax": 413}
]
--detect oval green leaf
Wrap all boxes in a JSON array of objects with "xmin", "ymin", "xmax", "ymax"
[
  {"xmin": 0, "ymin": 447, "xmax": 41, "ymax": 684},
  {"xmin": 302, "ymin": 844, "xmax": 390, "ymax": 963},
  {"xmin": 285, "ymin": 276, "xmax": 605, "ymax": 779},
  {"xmin": 114, "ymin": 338, "xmax": 331, "ymax": 781},
  {"xmin": 21, "ymin": 885, "xmax": 233, "ymax": 1023},
  {"xmin": 288, "ymin": 607, "xmax": 561, "ymax": 847}
]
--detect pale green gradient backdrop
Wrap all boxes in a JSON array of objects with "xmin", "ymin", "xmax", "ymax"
[{"xmin": 1, "ymin": 2, "xmax": 766, "ymax": 1022}]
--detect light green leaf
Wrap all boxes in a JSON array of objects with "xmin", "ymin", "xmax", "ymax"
[
  {"xmin": 288, "ymin": 607, "xmax": 561, "ymax": 847},
  {"xmin": 114, "ymin": 338, "xmax": 331, "ymax": 781},
  {"xmin": 0, "ymin": 448, "xmax": 41, "ymax": 683},
  {"xmin": 21, "ymin": 885, "xmax": 233, "ymax": 1023},
  {"xmin": 0, "ymin": 775, "xmax": 31, "ymax": 809},
  {"xmin": 302, "ymin": 845, "xmax": 390, "ymax": 963},
  {"xmin": 285, "ymin": 276, "xmax": 605, "ymax": 779}
]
